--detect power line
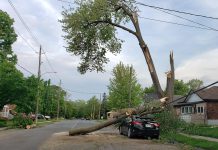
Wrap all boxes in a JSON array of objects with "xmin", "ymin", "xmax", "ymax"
[
  {"xmin": 136, "ymin": 2, "xmax": 218, "ymax": 20},
  {"xmin": 15, "ymin": 29, "xmax": 38, "ymax": 53},
  {"xmin": 64, "ymin": 88, "xmax": 101, "ymax": 95},
  {"xmin": 8, "ymin": 0, "xmax": 40, "ymax": 45},
  {"xmin": 8, "ymin": 0, "xmax": 61, "ymax": 82},
  {"xmin": 148, "ymin": 7, "xmax": 218, "ymax": 31},
  {"xmin": 167, "ymin": 81, "xmax": 218, "ymax": 106},
  {"xmin": 139, "ymin": 16, "xmax": 217, "ymax": 31},
  {"xmin": 17, "ymin": 63, "xmax": 35, "ymax": 75}
]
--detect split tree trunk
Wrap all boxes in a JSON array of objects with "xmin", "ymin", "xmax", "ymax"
[{"xmin": 166, "ymin": 52, "xmax": 175, "ymax": 102}]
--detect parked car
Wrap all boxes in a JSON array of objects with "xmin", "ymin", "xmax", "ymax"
[{"xmin": 119, "ymin": 115, "xmax": 160, "ymax": 139}]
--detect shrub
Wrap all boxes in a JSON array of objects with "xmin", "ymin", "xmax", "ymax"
[
  {"xmin": 156, "ymin": 110, "xmax": 185, "ymax": 134},
  {"xmin": 0, "ymin": 119, "xmax": 7, "ymax": 127},
  {"xmin": 12, "ymin": 113, "xmax": 33, "ymax": 128}
]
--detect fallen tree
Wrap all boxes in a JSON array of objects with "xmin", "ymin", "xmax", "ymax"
[{"xmin": 69, "ymin": 102, "xmax": 166, "ymax": 136}]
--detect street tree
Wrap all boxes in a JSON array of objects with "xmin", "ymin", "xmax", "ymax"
[
  {"xmin": 108, "ymin": 62, "xmax": 143, "ymax": 109},
  {"xmin": 187, "ymin": 79, "xmax": 203, "ymax": 90},
  {"xmin": 0, "ymin": 61, "xmax": 26, "ymax": 109},
  {"xmin": 0, "ymin": 10, "xmax": 17, "ymax": 64},
  {"xmin": 174, "ymin": 79, "xmax": 189, "ymax": 96},
  {"xmin": 61, "ymin": 0, "xmax": 175, "ymax": 99},
  {"xmin": 86, "ymin": 96, "xmax": 101, "ymax": 119}
]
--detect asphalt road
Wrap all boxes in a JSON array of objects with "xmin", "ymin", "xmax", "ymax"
[{"xmin": 0, "ymin": 119, "xmax": 95, "ymax": 150}]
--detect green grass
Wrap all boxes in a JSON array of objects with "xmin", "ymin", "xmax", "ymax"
[
  {"xmin": 173, "ymin": 133, "xmax": 218, "ymax": 150},
  {"xmin": 183, "ymin": 125, "xmax": 218, "ymax": 139}
]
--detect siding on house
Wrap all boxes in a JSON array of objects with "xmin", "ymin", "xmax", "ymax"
[
  {"xmin": 207, "ymin": 102, "xmax": 218, "ymax": 119},
  {"xmin": 186, "ymin": 94, "xmax": 203, "ymax": 103}
]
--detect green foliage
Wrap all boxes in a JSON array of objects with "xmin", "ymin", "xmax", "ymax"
[
  {"xmin": 107, "ymin": 62, "xmax": 143, "ymax": 109},
  {"xmin": 61, "ymin": 0, "xmax": 137, "ymax": 73},
  {"xmin": 0, "ymin": 61, "xmax": 26, "ymax": 109},
  {"xmin": 144, "ymin": 85, "xmax": 155, "ymax": 94},
  {"xmin": 86, "ymin": 96, "xmax": 101, "ymax": 119},
  {"xmin": 156, "ymin": 110, "xmax": 185, "ymax": 134},
  {"xmin": 183, "ymin": 124, "xmax": 218, "ymax": 139},
  {"xmin": 187, "ymin": 79, "xmax": 203, "ymax": 90},
  {"xmin": 174, "ymin": 79, "xmax": 189, "ymax": 96},
  {"xmin": 0, "ymin": 118, "xmax": 7, "ymax": 127},
  {"xmin": 0, "ymin": 10, "xmax": 17, "ymax": 64},
  {"xmin": 12, "ymin": 114, "xmax": 33, "ymax": 128}
]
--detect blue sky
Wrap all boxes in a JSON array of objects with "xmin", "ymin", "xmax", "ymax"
[{"xmin": 0, "ymin": 0, "xmax": 218, "ymax": 100}]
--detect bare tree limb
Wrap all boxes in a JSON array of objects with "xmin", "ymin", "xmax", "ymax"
[{"xmin": 88, "ymin": 20, "xmax": 137, "ymax": 36}]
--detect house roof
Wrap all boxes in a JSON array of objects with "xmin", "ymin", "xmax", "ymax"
[
  {"xmin": 173, "ymin": 86, "xmax": 218, "ymax": 106},
  {"xmin": 197, "ymin": 86, "xmax": 218, "ymax": 101}
]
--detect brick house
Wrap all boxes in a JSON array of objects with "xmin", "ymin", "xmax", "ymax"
[{"xmin": 173, "ymin": 86, "xmax": 218, "ymax": 125}]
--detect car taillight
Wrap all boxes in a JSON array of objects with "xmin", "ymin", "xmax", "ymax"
[
  {"xmin": 132, "ymin": 121, "xmax": 142, "ymax": 125},
  {"xmin": 153, "ymin": 123, "xmax": 160, "ymax": 127}
]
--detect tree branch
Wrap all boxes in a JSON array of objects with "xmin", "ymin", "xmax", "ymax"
[{"xmin": 88, "ymin": 20, "xmax": 136, "ymax": 36}]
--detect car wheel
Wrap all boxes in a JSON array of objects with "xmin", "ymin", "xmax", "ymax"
[
  {"xmin": 127, "ymin": 128, "xmax": 133, "ymax": 138},
  {"xmin": 119, "ymin": 127, "xmax": 123, "ymax": 135}
]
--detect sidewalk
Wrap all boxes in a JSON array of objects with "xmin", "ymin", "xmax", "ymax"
[{"xmin": 180, "ymin": 133, "xmax": 218, "ymax": 142}]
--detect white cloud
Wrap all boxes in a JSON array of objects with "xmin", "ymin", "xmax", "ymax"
[{"xmin": 176, "ymin": 49, "xmax": 218, "ymax": 84}]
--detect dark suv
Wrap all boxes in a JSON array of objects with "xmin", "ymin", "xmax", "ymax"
[{"xmin": 119, "ymin": 115, "xmax": 160, "ymax": 139}]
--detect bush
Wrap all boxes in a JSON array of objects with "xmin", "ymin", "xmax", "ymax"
[
  {"xmin": 156, "ymin": 110, "xmax": 185, "ymax": 134},
  {"xmin": 12, "ymin": 113, "xmax": 33, "ymax": 128},
  {"xmin": 0, "ymin": 119, "xmax": 7, "ymax": 127}
]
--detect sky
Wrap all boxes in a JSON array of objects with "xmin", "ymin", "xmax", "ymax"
[{"xmin": 0, "ymin": 0, "xmax": 218, "ymax": 100}]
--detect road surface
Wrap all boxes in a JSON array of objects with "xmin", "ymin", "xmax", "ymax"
[
  {"xmin": 0, "ymin": 120, "xmax": 93, "ymax": 150},
  {"xmin": 0, "ymin": 120, "xmax": 180, "ymax": 150}
]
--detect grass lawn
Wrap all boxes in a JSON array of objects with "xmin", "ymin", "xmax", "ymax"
[
  {"xmin": 183, "ymin": 126, "xmax": 218, "ymax": 139},
  {"xmin": 172, "ymin": 133, "xmax": 218, "ymax": 150}
]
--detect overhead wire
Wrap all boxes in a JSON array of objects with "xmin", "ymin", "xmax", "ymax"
[
  {"xmin": 136, "ymin": 2, "xmax": 218, "ymax": 20},
  {"xmin": 64, "ymin": 88, "xmax": 101, "ymax": 95},
  {"xmin": 167, "ymin": 81, "xmax": 218, "ymax": 106},
  {"xmin": 145, "ymin": 7, "xmax": 218, "ymax": 31},
  {"xmin": 17, "ymin": 63, "xmax": 35, "ymax": 75},
  {"xmin": 139, "ymin": 16, "xmax": 216, "ymax": 31},
  {"xmin": 8, "ymin": 0, "xmax": 61, "ymax": 82},
  {"xmin": 15, "ymin": 29, "xmax": 38, "ymax": 53}
]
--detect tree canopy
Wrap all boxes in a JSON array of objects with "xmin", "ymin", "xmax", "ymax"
[
  {"xmin": 0, "ymin": 10, "xmax": 17, "ymax": 64},
  {"xmin": 107, "ymin": 62, "xmax": 143, "ymax": 109},
  {"xmin": 61, "ymin": 0, "xmax": 164, "ymax": 98},
  {"xmin": 0, "ymin": 61, "xmax": 26, "ymax": 109},
  {"xmin": 187, "ymin": 79, "xmax": 203, "ymax": 90}
]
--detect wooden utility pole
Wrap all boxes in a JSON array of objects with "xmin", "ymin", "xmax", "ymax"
[
  {"xmin": 128, "ymin": 65, "xmax": 133, "ymax": 108},
  {"xmin": 35, "ymin": 45, "xmax": 42, "ymax": 124},
  {"xmin": 57, "ymin": 80, "xmax": 62, "ymax": 120}
]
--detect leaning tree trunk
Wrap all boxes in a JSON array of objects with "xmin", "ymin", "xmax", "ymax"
[{"xmin": 131, "ymin": 12, "xmax": 164, "ymax": 98}]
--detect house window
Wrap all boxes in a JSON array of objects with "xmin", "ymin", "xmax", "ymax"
[
  {"xmin": 197, "ymin": 106, "xmax": 204, "ymax": 114},
  {"xmin": 181, "ymin": 106, "xmax": 192, "ymax": 114}
]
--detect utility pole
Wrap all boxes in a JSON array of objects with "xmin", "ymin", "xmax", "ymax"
[
  {"xmin": 128, "ymin": 65, "xmax": 132, "ymax": 108},
  {"xmin": 98, "ymin": 93, "xmax": 101, "ymax": 119},
  {"xmin": 35, "ymin": 45, "xmax": 42, "ymax": 124},
  {"xmin": 57, "ymin": 80, "xmax": 61, "ymax": 120}
]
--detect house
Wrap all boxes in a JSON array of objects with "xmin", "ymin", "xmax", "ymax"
[
  {"xmin": 0, "ymin": 104, "xmax": 16, "ymax": 119},
  {"xmin": 173, "ymin": 86, "xmax": 218, "ymax": 125}
]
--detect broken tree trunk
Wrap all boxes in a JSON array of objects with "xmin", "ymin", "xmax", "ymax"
[
  {"xmin": 166, "ymin": 51, "xmax": 175, "ymax": 102},
  {"xmin": 69, "ymin": 107, "xmax": 164, "ymax": 136}
]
